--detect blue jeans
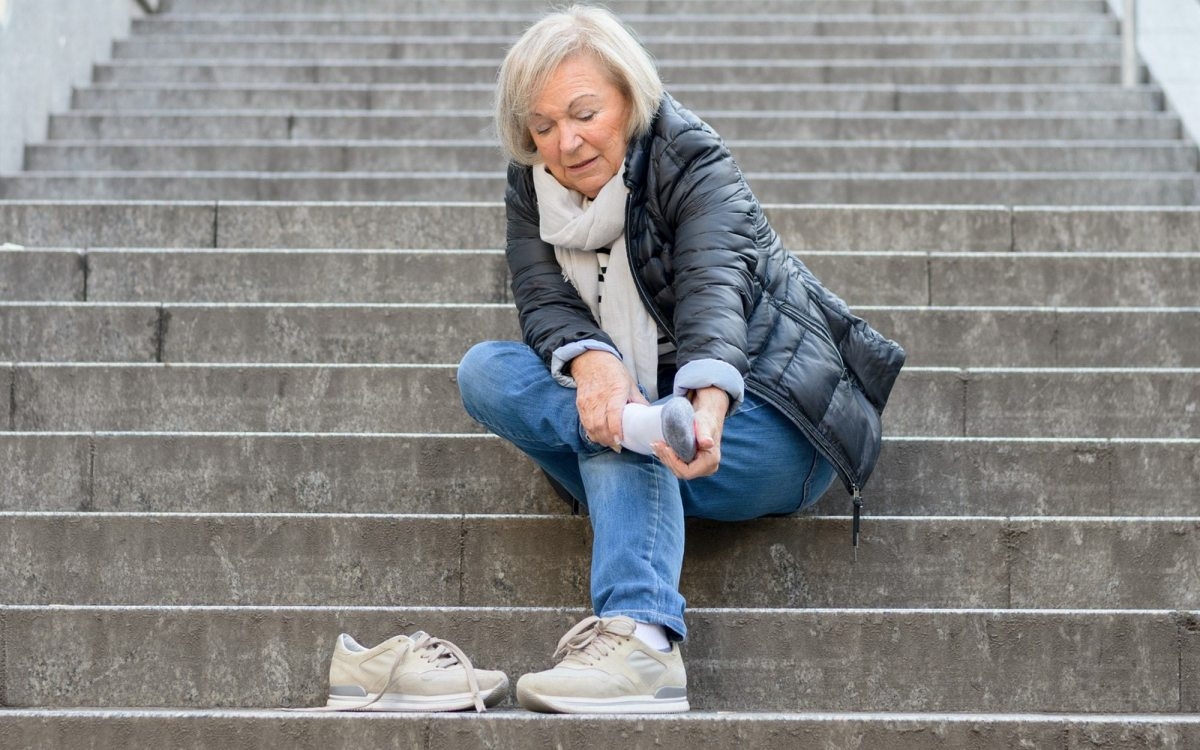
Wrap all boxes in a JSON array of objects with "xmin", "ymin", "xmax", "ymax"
[{"xmin": 457, "ymin": 341, "xmax": 837, "ymax": 640}]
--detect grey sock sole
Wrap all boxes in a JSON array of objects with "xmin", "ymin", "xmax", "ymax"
[{"xmin": 661, "ymin": 396, "xmax": 697, "ymax": 463}]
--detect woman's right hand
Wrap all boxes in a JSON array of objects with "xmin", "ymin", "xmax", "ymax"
[{"xmin": 570, "ymin": 349, "xmax": 647, "ymax": 451}]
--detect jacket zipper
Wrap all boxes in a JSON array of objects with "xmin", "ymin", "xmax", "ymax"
[{"xmin": 625, "ymin": 194, "xmax": 865, "ymax": 557}]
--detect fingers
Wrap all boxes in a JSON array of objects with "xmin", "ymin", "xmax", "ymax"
[
  {"xmin": 652, "ymin": 439, "xmax": 715, "ymax": 480},
  {"xmin": 652, "ymin": 398, "xmax": 725, "ymax": 478},
  {"xmin": 578, "ymin": 384, "xmax": 627, "ymax": 450}
]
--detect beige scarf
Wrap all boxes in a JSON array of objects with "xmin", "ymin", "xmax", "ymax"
[{"xmin": 532, "ymin": 164, "xmax": 661, "ymax": 400}]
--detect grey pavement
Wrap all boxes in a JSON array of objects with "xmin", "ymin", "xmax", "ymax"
[{"xmin": 3, "ymin": 709, "xmax": 1199, "ymax": 750}]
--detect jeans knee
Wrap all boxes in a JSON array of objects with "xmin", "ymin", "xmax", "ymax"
[{"xmin": 457, "ymin": 341, "xmax": 505, "ymax": 417}]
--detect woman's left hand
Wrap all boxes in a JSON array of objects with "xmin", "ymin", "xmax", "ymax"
[{"xmin": 653, "ymin": 386, "xmax": 729, "ymax": 480}]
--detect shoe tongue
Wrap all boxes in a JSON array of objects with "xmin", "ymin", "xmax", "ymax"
[{"xmin": 409, "ymin": 632, "xmax": 460, "ymax": 668}]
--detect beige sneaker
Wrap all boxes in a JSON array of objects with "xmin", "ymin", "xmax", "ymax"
[
  {"xmin": 516, "ymin": 616, "xmax": 689, "ymax": 714},
  {"xmin": 325, "ymin": 631, "xmax": 508, "ymax": 712}
]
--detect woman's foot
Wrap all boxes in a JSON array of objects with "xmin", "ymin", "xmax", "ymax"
[
  {"xmin": 620, "ymin": 397, "xmax": 697, "ymax": 462},
  {"xmin": 516, "ymin": 615, "xmax": 689, "ymax": 714}
]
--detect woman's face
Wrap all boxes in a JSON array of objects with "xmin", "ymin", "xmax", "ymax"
[{"xmin": 528, "ymin": 54, "xmax": 630, "ymax": 199}]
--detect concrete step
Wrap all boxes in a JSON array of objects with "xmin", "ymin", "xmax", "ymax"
[
  {"xmin": 3, "ymin": 433, "xmax": 1195, "ymax": 517},
  {"xmin": 45, "ymin": 110, "xmax": 1186, "ymax": 142},
  {"xmin": 4, "ymin": 364, "xmax": 1198, "ymax": 437},
  {"xmin": 68, "ymin": 83, "xmax": 1169, "ymax": 113},
  {"xmin": 110, "ymin": 36, "xmax": 1123, "ymax": 62},
  {"xmin": 129, "ymin": 15, "xmax": 1121, "ymax": 39},
  {"xmin": 1, "ymin": 605, "xmax": 1193, "ymax": 712},
  {"xmin": 9, "ymin": 247, "xmax": 1197, "ymax": 307},
  {"xmin": 25, "ymin": 141, "xmax": 1198, "ymax": 174},
  {"xmin": 4, "ymin": 171, "xmax": 1196, "ymax": 204},
  {"xmin": 6, "ymin": 202, "xmax": 1200, "ymax": 253},
  {"xmin": 0, "ymin": 250, "xmax": 84, "ymax": 302},
  {"xmin": 3, "ymin": 512, "xmax": 1199, "ymax": 609},
  {"xmin": 158, "ymin": 0, "xmax": 1113, "ymax": 14},
  {"xmin": 92, "ymin": 59, "xmax": 1136, "ymax": 86},
  {"xmin": 4, "ymin": 303, "xmax": 1199, "ymax": 368},
  {"xmin": 6, "ymin": 708, "xmax": 1199, "ymax": 750}
]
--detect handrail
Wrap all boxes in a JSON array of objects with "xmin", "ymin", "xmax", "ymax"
[{"xmin": 1122, "ymin": 0, "xmax": 1139, "ymax": 87}]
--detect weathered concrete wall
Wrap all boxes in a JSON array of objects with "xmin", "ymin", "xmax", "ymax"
[{"xmin": 0, "ymin": 0, "xmax": 144, "ymax": 172}]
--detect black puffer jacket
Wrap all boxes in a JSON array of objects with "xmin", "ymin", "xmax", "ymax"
[{"xmin": 505, "ymin": 93, "xmax": 906, "ymax": 497}]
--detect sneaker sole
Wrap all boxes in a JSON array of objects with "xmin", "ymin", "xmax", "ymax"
[
  {"xmin": 517, "ymin": 688, "xmax": 689, "ymax": 715},
  {"xmin": 325, "ymin": 680, "xmax": 508, "ymax": 712}
]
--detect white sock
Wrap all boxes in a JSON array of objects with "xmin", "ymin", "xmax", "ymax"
[
  {"xmin": 620, "ymin": 402, "xmax": 664, "ymax": 455},
  {"xmin": 633, "ymin": 621, "xmax": 671, "ymax": 652}
]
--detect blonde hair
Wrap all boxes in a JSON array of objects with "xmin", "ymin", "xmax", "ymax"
[{"xmin": 495, "ymin": 5, "xmax": 664, "ymax": 166}]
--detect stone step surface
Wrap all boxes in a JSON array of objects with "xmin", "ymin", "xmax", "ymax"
[
  {"xmin": 7, "ymin": 248, "xmax": 1200, "ymax": 307},
  {"xmin": 158, "ymin": 0, "xmax": 1113, "ymax": 14},
  {"xmin": 25, "ymin": 140, "xmax": 1199, "ymax": 174},
  {"xmin": 129, "ymin": 16, "xmax": 1121, "ymax": 38},
  {"xmin": 1, "ymin": 605, "xmax": 1194, "ymax": 713},
  {"xmin": 92, "ymin": 59, "xmax": 1136, "ymax": 86},
  {"xmin": 109, "ymin": 36, "xmax": 1124, "ymax": 61},
  {"xmin": 4, "ymin": 171, "xmax": 1195, "ymax": 204},
  {"xmin": 5, "ymin": 364, "xmax": 1198, "ymax": 437},
  {"xmin": 68, "ymin": 83, "xmax": 1170, "ymax": 113},
  {"xmin": 4, "ymin": 303, "xmax": 1200, "ymax": 367},
  {"xmin": 2, "ymin": 512, "xmax": 1197, "ymax": 609},
  {"xmin": 44, "ymin": 110, "xmax": 1186, "ymax": 142},
  {"xmin": 6, "ymin": 202, "xmax": 1200, "ymax": 251},
  {"xmin": 5, "ymin": 709, "xmax": 1199, "ymax": 750},
  {"xmin": 5, "ymin": 0, "xmax": 1199, "ymax": 739},
  {"xmin": 3, "ymin": 433, "xmax": 1194, "ymax": 517}
]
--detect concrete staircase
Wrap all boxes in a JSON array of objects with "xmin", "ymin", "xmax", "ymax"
[{"xmin": 2, "ymin": 0, "xmax": 1199, "ymax": 746}]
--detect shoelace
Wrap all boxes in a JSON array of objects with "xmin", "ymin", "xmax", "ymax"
[
  {"xmin": 409, "ymin": 632, "xmax": 487, "ymax": 713},
  {"xmin": 552, "ymin": 615, "xmax": 636, "ymax": 666},
  {"xmin": 291, "ymin": 632, "xmax": 487, "ymax": 713}
]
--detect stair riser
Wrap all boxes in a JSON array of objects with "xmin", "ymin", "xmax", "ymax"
[
  {"xmin": 0, "ymin": 607, "xmax": 1189, "ymax": 712},
  {"xmin": 45, "ymin": 112, "xmax": 1185, "ymax": 142},
  {"xmin": 4, "ymin": 174, "xmax": 1195, "ymax": 205},
  {"xmin": 2, "ymin": 435, "xmax": 1195, "ymax": 517},
  {"xmin": 157, "ymin": 0, "xmax": 1111, "ymax": 14},
  {"xmin": 7, "ymin": 712, "xmax": 1199, "ymax": 750},
  {"xmin": 26, "ymin": 143, "xmax": 1199, "ymax": 174},
  {"xmin": 92, "ymin": 61, "xmax": 1131, "ymax": 86},
  {"xmin": 128, "ymin": 19, "xmax": 1120, "ymax": 39},
  {"xmin": 68, "ymin": 85, "xmax": 1167, "ymax": 113},
  {"xmin": 5, "ymin": 305, "xmax": 1200, "ymax": 368},
  {"xmin": 4, "ymin": 250, "xmax": 1198, "ymax": 308},
  {"xmin": 7, "ymin": 203, "xmax": 1200, "ymax": 252},
  {"xmin": 110, "ymin": 39, "xmax": 1123, "ymax": 62},
  {"xmin": 5, "ymin": 366, "xmax": 1199, "ymax": 437},
  {"xmin": 3, "ymin": 515, "xmax": 1197, "ymax": 609}
]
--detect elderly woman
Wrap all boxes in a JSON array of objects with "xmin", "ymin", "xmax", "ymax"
[{"xmin": 458, "ymin": 5, "xmax": 905, "ymax": 714}]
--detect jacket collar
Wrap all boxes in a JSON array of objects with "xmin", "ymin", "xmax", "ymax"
[{"xmin": 622, "ymin": 95, "xmax": 672, "ymax": 201}]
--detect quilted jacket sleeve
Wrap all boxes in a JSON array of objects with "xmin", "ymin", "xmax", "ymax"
[
  {"xmin": 504, "ymin": 162, "xmax": 617, "ymax": 368},
  {"xmin": 656, "ymin": 125, "xmax": 760, "ymax": 378}
]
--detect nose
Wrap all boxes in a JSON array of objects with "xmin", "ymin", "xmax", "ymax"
[{"xmin": 558, "ymin": 122, "xmax": 581, "ymax": 154}]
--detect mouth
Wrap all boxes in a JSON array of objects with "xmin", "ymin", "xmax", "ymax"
[{"xmin": 566, "ymin": 156, "xmax": 598, "ymax": 171}]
